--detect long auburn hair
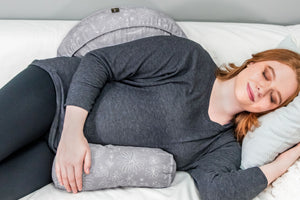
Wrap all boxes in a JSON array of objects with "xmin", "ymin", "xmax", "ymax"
[{"xmin": 215, "ymin": 49, "xmax": 300, "ymax": 143}]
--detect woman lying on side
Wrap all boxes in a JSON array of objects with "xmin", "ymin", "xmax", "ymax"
[{"xmin": 1, "ymin": 35, "xmax": 300, "ymax": 200}]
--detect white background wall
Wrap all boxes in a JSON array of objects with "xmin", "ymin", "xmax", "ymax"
[{"xmin": 0, "ymin": 0, "xmax": 300, "ymax": 25}]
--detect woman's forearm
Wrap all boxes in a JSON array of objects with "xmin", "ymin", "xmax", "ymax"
[
  {"xmin": 62, "ymin": 105, "xmax": 88, "ymax": 134},
  {"xmin": 56, "ymin": 105, "xmax": 91, "ymax": 194},
  {"xmin": 259, "ymin": 144, "xmax": 300, "ymax": 185}
]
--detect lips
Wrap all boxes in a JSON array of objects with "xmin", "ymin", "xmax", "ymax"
[{"xmin": 247, "ymin": 83, "xmax": 254, "ymax": 102}]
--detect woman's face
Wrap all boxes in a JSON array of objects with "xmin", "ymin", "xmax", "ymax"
[{"xmin": 234, "ymin": 60, "xmax": 298, "ymax": 113}]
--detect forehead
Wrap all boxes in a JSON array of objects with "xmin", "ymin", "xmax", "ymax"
[{"xmin": 262, "ymin": 60, "xmax": 295, "ymax": 77}]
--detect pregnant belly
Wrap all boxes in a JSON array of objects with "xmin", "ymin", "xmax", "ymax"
[{"xmin": 83, "ymin": 81, "xmax": 169, "ymax": 147}]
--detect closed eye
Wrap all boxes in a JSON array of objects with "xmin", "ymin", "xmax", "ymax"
[
  {"xmin": 263, "ymin": 68, "xmax": 279, "ymax": 104},
  {"xmin": 263, "ymin": 69, "xmax": 271, "ymax": 80},
  {"xmin": 270, "ymin": 92, "xmax": 276, "ymax": 104}
]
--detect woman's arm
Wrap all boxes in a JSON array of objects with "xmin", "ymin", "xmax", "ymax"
[
  {"xmin": 64, "ymin": 35, "xmax": 204, "ymax": 112},
  {"xmin": 187, "ymin": 138, "xmax": 300, "ymax": 200},
  {"xmin": 187, "ymin": 140, "xmax": 267, "ymax": 200},
  {"xmin": 259, "ymin": 143, "xmax": 300, "ymax": 185},
  {"xmin": 55, "ymin": 105, "xmax": 91, "ymax": 194}
]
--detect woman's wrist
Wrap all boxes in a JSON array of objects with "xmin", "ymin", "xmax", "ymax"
[{"xmin": 63, "ymin": 105, "xmax": 88, "ymax": 132}]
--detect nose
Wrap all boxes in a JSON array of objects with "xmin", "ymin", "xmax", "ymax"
[
  {"xmin": 256, "ymin": 81, "xmax": 270, "ymax": 98},
  {"xmin": 257, "ymin": 86, "xmax": 264, "ymax": 98}
]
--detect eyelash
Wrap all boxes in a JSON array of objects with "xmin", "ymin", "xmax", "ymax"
[
  {"xmin": 262, "ymin": 70, "xmax": 276, "ymax": 104},
  {"xmin": 263, "ymin": 70, "xmax": 269, "ymax": 80},
  {"xmin": 270, "ymin": 92, "xmax": 275, "ymax": 103}
]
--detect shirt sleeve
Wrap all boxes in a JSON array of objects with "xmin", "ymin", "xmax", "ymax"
[
  {"xmin": 186, "ymin": 139, "xmax": 268, "ymax": 200},
  {"xmin": 64, "ymin": 35, "xmax": 200, "ymax": 112}
]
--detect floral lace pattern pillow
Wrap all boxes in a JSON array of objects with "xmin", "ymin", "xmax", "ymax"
[
  {"xmin": 52, "ymin": 143, "xmax": 176, "ymax": 191},
  {"xmin": 57, "ymin": 7, "xmax": 187, "ymax": 57}
]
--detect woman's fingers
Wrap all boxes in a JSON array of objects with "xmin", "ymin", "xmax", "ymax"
[
  {"xmin": 61, "ymin": 166, "xmax": 72, "ymax": 192},
  {"xmin": 84, "ymin": 148, "xmax": 92, "ymax": 174},
  {"xmin": 55, "ymin": 160, "xmax": 63, "ymax": 186},
  {"xmin": 67, "ymin": 166, "xmax": 78, "ymax": 193},
  {"xmin": 57, "ymin": 159, "xmax": 83, "ymax": 193},
  {"xmin": 74, "ymin": 163, "xmax": 83, "ymax": 191}
]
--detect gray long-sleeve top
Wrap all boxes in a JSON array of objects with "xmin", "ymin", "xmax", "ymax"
[{"xmin": 31, "ymin": 35, "xmax": 267, "ymax": 200}]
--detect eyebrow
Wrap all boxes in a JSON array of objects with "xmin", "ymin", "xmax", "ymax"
[{"xmin": 268, "ymin": 66, "xmax": 282, "ymax": 104}]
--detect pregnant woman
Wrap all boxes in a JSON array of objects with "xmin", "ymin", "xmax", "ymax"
[{"xmin": 1, "ymin": 35, "xmax": 300, "ymax": 200}]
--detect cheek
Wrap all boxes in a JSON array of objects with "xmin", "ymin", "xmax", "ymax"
[
  {"xmin": 235, "ymin": 78, "xmax": 247, "ymax": 101},
  {"xmin": 234, "ymin": 82, "xmax": 242, "ymax": 101},
  {"xmin": 252, "ymin": 100, "xmax": 277, "ymax": 113}
]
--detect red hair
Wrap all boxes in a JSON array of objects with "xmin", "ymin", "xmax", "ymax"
[{"xmin": 215, "ymin": 49, "xmax": 300, "ymax": 143}]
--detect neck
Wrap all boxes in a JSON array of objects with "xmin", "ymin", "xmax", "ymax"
[{"xmin": 209, "ymin": 77, "xmax": 244, "ymax": 124}]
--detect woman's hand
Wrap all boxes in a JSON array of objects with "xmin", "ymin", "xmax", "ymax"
[
  {"xmin": 259, "ymin": 142, "xmax": 300, "ymax": 185},
  {"xmin": 272, "ymin": 142, "xmax": 300, "ymax": 167},
  {"xmin": 55, "ymin": 127, "xmax": 91, "ymax": 193}
]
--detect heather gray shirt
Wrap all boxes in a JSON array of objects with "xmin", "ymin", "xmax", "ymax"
[{"xmin": 31, "ymin": 35, "xmax": 267, "ymax": 200}]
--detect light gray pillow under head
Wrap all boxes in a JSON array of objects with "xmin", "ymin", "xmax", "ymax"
[
  {"xmin": 57, "ymin": 6, "xmax": 187, "ymax": 57},
  {"xmin": 52, "ymin": 143, "xmax": 176, "ymax": 191}
]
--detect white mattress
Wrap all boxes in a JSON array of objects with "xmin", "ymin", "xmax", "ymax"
[{"xmin": 1, "ymin": 20, "xmax": 300, "ymax": 200}]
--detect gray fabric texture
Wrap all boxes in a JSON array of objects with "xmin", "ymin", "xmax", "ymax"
[
  {"xmin": 57, "ymin": 7, "xmax": 187, "ymax": 57},
  {"xmin": 51, "ymin": 143, "xmax": 176, "ymax": 190},
  {"xmin": 32, "ymin": 35, "xmax": 268, "ymax": 200}
]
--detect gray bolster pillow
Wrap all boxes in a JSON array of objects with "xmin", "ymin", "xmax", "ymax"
[{"xmin": 51, "ymin": 143, "xmax": 177, "ymax": 191}]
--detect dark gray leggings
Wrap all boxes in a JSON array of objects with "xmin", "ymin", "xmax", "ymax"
[{"xmin": 0, "ymin": 65, "xmax": 57, "ymax": 200}]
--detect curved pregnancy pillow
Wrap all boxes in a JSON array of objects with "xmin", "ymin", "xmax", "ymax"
[
  {"xmin": 53, "ymin": 6, "xmax": 185, "ymax": 190},
  {"xmin": 52, "ymin": 143, "xmax": 176, "ymax": 191},
  {"xmin": 57, "ymin": 6, "xmax": 187, "ymax": 57}
]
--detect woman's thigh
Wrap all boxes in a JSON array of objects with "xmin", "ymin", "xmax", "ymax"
[
  {"xmin": 0, "ymin": 136, "xmax": 55, "ymax": 200},
  {"xmin": 0, "ymin": 65, "xmax": 56, "ymax": 161}
]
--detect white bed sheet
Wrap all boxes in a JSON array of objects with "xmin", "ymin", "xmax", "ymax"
[
  {"xmin": 1, "ymin": 20, "xmax": 300, "ymax": 200},
  {"xmin": 20, "ymin": 172, "xmax": 200, "ymax": 200}
]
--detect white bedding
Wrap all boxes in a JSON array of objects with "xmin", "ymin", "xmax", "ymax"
[
  {"xmin": 1, "ymin": 20, "xmax": 300, "ymax": 200},
  {"xmin": 20, "ymin": 171, "xmax": 200, "ymax": 200}
]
